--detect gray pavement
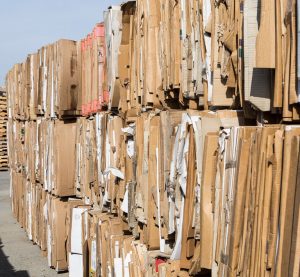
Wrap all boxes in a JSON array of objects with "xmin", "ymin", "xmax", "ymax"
[{"xmin": 0, "ymin": 171, "xmax": 68, "ymax": 277}]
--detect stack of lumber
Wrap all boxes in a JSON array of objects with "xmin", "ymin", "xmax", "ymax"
[{"xmin": 0, "ymin": 87, "xmax": 8, "ymax": 171}]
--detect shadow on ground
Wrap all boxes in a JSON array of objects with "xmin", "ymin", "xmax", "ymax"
[{"xmin": 0, "ymin": 238, "xmax": 30, "ymax": 276}]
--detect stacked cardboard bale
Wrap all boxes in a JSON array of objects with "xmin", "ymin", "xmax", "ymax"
[
  {"xmin": 79, "ymin": 0, "xmax": 300, "ymax": 120},
  {"xmin": 6, "ymin": 39, "xmax": 81, "ymax": 120},
  {"xmin": 209, "ymin": 125, "xmax": 300, "ymax": 277},
  {"xmin": 7, "ymin": 118, "xmax": 82, "ymax": 272},
  {"xmin": 81, "ymin": 23, "xmax": 109, "ymax": 116},
  {"xmin": 6, "ymin": 38, "xmax": 83, "ymax": 272},
  {"xmin": 67, "ymin": 110, "xmax": 300, "ymax": 276},
  {"xmin": 5, "ymin": 0, "xmax": 300, "ymax": 276},
  {"xmin": 0, "ymin": 87, "xmax": 8, "ymax": 170}
]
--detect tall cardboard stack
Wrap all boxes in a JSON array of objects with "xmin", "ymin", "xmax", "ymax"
[
  {"xmin": 5, "ymin": 0, "xmax": 300, "ymax": 276},
  {"xmin": 6, "ymin": 39, "xmax": 81, "ymax": 121},
  {"xmin": 81, "ymin": 23, "xmax": 109, "ymax": 116},
  {"xmin": 6, "ymin": 38, "xmax": 83, "ymax": 272},
  {"xmin": 0, "ymin": 87, "xmax": 8, "ymax": 170}
]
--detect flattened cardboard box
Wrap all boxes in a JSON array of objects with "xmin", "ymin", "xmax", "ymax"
[{"xmin": 53, "ymin": 120, "xmax": 77, "ymax": 197}]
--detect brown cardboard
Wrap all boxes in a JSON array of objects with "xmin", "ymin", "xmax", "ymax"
[
  {"xmin": 276, "ymin": 127, "xmax": 300, "ymax": 276},
  {"xmin": 255, "ymin": 0, "xmax": 276, "ymax": 68},
  {"xmin": 180, "ymin": 126, "xmax": 196, "ymax": 269},
  {"xmin": 50, "ymin": 197, "xmax": 69, "ymax": 271},
  {"xmin": 56, "ymin": 40, "xmax": 81, "ymax": 116},
  {"xmin": 53, "ymin": 120, "xmax": 77, "ymax": 197},
  {"xmin": 200, "ymin": 132, "xmax": 218, "ymax": 269}
]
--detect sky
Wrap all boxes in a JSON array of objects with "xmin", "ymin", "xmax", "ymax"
[{"xmin": 0, "ymin": 0, "xmax": 123, "ymax": 85}]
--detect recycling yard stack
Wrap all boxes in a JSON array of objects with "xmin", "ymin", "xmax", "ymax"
[{"xmin": 5, "ymin": 1, "xmax": 300, "ymax": 276}]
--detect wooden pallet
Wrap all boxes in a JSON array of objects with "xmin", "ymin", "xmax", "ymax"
[{"xmin": 0, "ymin": 91, "xmax": 7, "ymax": 171}]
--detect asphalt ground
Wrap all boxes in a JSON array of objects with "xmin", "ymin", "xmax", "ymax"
[{"xmin": 0, "ymin": 171, "xmax": 68, "ymax": 277}]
